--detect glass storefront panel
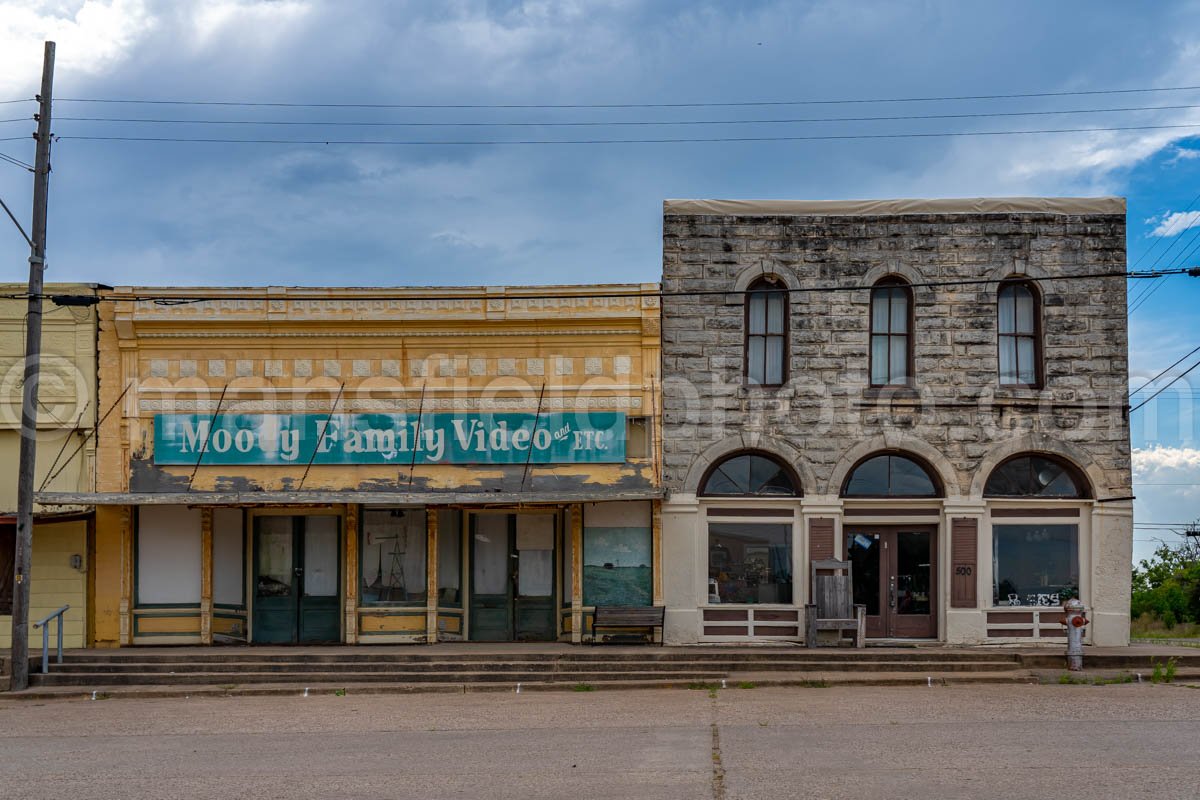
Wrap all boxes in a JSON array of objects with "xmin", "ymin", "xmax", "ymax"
[
  {"xmin": 437, "ymin": 509, "xmax": 462, "ymax": 607},
  {"xmin": 361, "ymin": 508, "xmax": 427, "ymax": 606},
  {"xmin": 708, "ymin": 522, "xmax": 792, "ymax": 605},
  {"xmin": 993, "ymin": 524, "xmax": 1079, "ymax": 607}
]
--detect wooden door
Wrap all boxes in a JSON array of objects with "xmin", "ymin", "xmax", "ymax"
[
  {"xmin": 469, "ymin": 514, "xmax": 513, "ymax": 641},
  {"xmin": 847, "ymin": 526, "xmax": 937, "ymax": 639},
  {"xmin": 513, "ymin": 514, "xmax": 555, "ymax": 642},
  {"xmin": 253, "ymin": 516, "xmax": 340, "ymax": 644}
]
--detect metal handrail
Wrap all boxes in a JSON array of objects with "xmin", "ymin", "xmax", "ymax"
[{"xmin": 32, "ymin": 604, "xmax": 69, "ymax": 674}]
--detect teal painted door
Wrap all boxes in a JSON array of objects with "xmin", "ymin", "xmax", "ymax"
[
  {"xmin": 469, "ymin": 513, "xmax": 556, "ymax": 642},
  {"xmin": 469, "ymin": 514, "xmax": 513, "ymax": 641},
  {"xmin": 253, "ymin": 516, "xmax": 340, "ymax": 644}
]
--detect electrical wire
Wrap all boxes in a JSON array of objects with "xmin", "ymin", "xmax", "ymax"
[
  {"xmin": 50, "ymin": 102, "xmax": 1200, "ymax": 129},
  {"xmin": 1129, "ymin": 344, "xmax": 1200, "ymax": 398},
  {"xmin": 53, "ymin": 122, "xmax": 1200, "ymax": 146},
  {"xmin": 1129, "ymin": 357, "xmax": 1200, "ymax": 414},
  {"xmin": 50, "ymin": 83, "xmax": 1200, "ymax": 109},
  {"xmin": 0, "ymin": 149, "xmax": 34, "ymax": 171},
  {"xmin": 1131, "ymin": 225, "xmax": 1200, "ymax": 314}
]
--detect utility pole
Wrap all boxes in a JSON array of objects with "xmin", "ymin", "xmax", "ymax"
[{"xmin": 11, "ymin": 41, "xmax": 56, "ymax": 693}]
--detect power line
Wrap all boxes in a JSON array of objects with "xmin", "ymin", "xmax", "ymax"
[
  {"xmin": 1129, "ymin": 344, "xmax": 1200, "ymax": 398},
  {"xmin": 50, "ymin": 102, "xmax": 1200, "ymax": 129},
  {"xmin": 0, "ymin": 149, "xmax": 34, "ymax": 171},
  {"xmin": 0, "ymin": 98, "xmax": 33, "ymax": 105},
  {"xmin": 49, "ymin": 83, "xmax": 1200, "ymax": 109},
  {"xmin": 1130, "ymin": 357, "xmax": 1200, "ymax": 414},
  {"xmin": 52, "ymin": 122, "xmax": 1200, "ymax": 146}
]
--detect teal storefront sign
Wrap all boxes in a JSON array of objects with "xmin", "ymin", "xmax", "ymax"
[{"xmin": 153, "ymin": 412, "xmax": 626, "ymax": 466}]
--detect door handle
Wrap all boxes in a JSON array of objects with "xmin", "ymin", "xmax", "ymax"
[
  {"xmin": 294, "ymin": 567, "xmax": 304, "ymax": 577},
  {"xmin": 888, "ymin": 577, "xmax": 896, "ymax": 609}
]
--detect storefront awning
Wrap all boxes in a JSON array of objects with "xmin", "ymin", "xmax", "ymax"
[{"xmin": 35, "ymin": 489, "xmax": 664, "ymax": 507}]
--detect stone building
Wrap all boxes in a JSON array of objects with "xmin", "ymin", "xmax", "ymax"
[
  {"xmin": 38, "ymin": 284, "xmax": 662, "ymax": 646},
  {"xmin": 659, "ymin": 197, "xmax": 1132, "ymax": 646}
]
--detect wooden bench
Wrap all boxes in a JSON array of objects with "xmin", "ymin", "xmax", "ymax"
[{"xmin": 591, "ymin": 605, "xmax": 665, "ymax": 645}]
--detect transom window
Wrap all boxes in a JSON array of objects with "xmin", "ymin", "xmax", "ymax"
[
  {"xmin": 700, "ymin": 452, "xmax": 800, "ymax": 497},
  {"xmin": 745, "ymin": 276, "xmax": 787, "ymax": 386},
  {"xmin": 842, "ymin": 453, "xmax": 941, "ymax": 497},
  {"xmin": 998, "ymin": 280, "xmax": 1041, "ymax": 386},
  {"xmin": 870, "ymin": 278, "xmax": 912, "ymax": 386},
  {"xmin": 984, "ymin": 454, "xmax": 1089, "ymax": 498}
]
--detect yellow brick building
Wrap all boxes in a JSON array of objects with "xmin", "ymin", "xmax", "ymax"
[
  {"xmin": 39, "ymin": 285, "xmax": 662, "ymax": 646},
  {"xmin": 1, "ymin": 284, "xmax": 99, "ymax": 650}
]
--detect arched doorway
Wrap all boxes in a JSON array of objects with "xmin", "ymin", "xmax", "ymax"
[{"xmin": 841, "ymin": 451, "xmax": 943, "ymax": 638}]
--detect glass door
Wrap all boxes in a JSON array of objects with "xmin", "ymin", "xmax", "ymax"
[
  {"xmin": 514, "ymin": 514, "xmax": 556, "ymax": 642},
  {"xmin": 254, "ymin": 516, "xmax": 297, "ymax": 644},
  {"xmin": 848, "ymin": 527, "xmax": 937, "ymax": 639},
  {"xmin": 299, "ymin": 516, "xmax": 340, "ymax": 643},
  {"xmin": 253, "ymin": 515, "xmax": 341, "ymax": 644},
  {"xmin": 469, "ymin": 514, "xmax": 513, "ymax": 641}
]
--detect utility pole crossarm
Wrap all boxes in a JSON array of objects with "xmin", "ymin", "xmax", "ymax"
[{"xmin": 11, "ymin": 40, "xmax": 55, "ymax": 693}]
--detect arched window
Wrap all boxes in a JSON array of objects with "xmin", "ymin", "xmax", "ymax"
[
  {"xmin": 984, "ymin": 454, "xmax": 1089, "ymax": 498},
  {"xmin": 870, "ymin": 277, "xmax": 912, "ymax": 386},
  {"xmin": 842, "ymin": 452, "xmax": 942, "ymax": 497},
  {"xmin": 745, "ymin": 276, "xmax": 787, "ymax": 386},
  {"xmin": 998, "ymin": 280, "xmax": 1041, "ymax": 387},
  {"xmin": 700, "ymin": 452, "xmax": 801, "ymax": 497}
]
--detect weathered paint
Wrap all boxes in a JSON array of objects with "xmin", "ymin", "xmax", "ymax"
[
  {"xmin": 0, "ymin": 519, "xmax": 89, "ymax": 649},
  {"xmin": 359, "ymin": 612, "xmax": 426, "ymax": 633},
  {"xmin": 425, "ymin": 511, "xmax": 438, "ymax": 643},
  {"xmin": 0, "ymin": 284, "xmax": 98, "ymax": 647},
  {"xmin": 87, "ymin": 284, "xmax": 661, "ymax": 646},
  {"xmin": 200, "ymin": 508, "xmax": 213, "ymax": 645}
]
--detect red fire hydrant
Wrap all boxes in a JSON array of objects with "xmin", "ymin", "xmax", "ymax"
[{"xmin": 1063, "ymin": 598, "xmax": 1087, "ymax": 671}]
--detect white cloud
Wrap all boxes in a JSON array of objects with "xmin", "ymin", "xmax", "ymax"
[
  {"xmin": 1150, "ymin": 210, "xmax": 1200, "ymax": 237},
  {"xmin": 0, "ymin": 0, "xmax": 156, "ymax": 96},
  {"xmin": 1134, "ymin": 445, "xmax": 1200, "ymax": 480}
]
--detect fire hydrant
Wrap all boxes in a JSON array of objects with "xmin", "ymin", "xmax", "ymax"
[{"xmin": 1063, "ymin": 598, "xmax": 1087, "ymax": 671}]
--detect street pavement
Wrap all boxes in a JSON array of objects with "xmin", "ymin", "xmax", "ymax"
[{"xmin": 1, "ymin": 683, "xmax": 1197, "ymax": 799}]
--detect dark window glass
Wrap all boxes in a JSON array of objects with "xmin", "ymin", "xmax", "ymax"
[
  {"xmin": 984, "ymin": 455, "xmax": 1087, "ymax": 498},
  {"xmin": 870, "ymin": 280, "xmax": 911, "ymax": 385},
  {"xmin": 998, "ymin": 282, "xmax": 1039, "ymax": 386},
  {"xmin": 993, "ymin": 524, "xmax": 1079, "ymax": 606},
  {"xmin": 708, "ymin": 523, "xmax": 792, "ymax": 605},
  {"xmin": 843, "ymin": 454, "xmax": 939, "ymax": 497},
  {"xmin": 745, "ymin": 278, "xmax": 787, "ymax": 385},
  {"xmin": 700, "ymin": 453, "xmax": 800, "ymax": 497}
]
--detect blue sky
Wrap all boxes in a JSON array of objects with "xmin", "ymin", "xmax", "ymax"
[{"xmin": 2, "ymin": 0, "xmax": 1200, "ymax": 560}]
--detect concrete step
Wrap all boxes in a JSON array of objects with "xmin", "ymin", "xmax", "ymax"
[
  {"xmin": 41, "ymin": 649, "xmax": 1021, "ymax": 665},
  {"xmin": 35, "ymin": 658, "xmax": 1022, "ymax": 675},
  {"xmin": 8, "ymin": 670, "xmax": 1043, "ymax": 700},
  {"xmin": 27, "ymin": 669, "xmax": 727, "ymax": 687},
  {"xmin": 1017, "ymin": 652, "xmax": 1200, "ymax": 669}
]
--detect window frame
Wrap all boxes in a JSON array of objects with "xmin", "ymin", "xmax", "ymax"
[
  {"xmin": 839, "ymin": 450, "xmax": 944, "ymax": 498},
  {"xmin": 707, "ymin": 521, "xmax": 794, "ymax": 606},
  {"xmin": 868, "ymin": 277, "xmax": 915, "ymax": 387},
  {"xmin": 991, "ymin": 523, "xmax": 1080, "ymax": 608},
  {"xmin": 743, "ymin": 276, "xmax": 788, "ymax": 387},
  {"xmin": 997, "ymin": 278, "xmax": 1043, "ymax": 389},
  {"xmin": 983, "ymin": 453, "xmax": 1091, "ymax": 499},
  {"xmin": 698, "ymin": 450, "xmax": 803, "ymax": 498}
]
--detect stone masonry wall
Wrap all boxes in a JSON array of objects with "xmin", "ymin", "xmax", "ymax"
[{"xmin": 661, "ymin": 210, "xmax": 1130, "ymax": 498}]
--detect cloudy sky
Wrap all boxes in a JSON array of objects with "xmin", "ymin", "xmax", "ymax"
[{"xmin": 2, "ymin": 0, "xmax": 1200, "ymax": 560}]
